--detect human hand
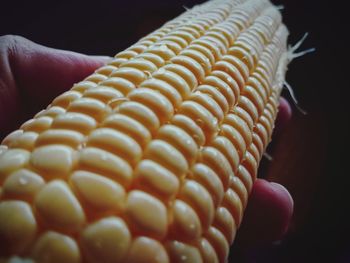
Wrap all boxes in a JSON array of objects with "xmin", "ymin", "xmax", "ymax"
[
  {"xmin": 0, "ymin": 35, "xmax": 110, "ymax": 139},
  {"xmin": 0, "ymin": 35, "xmax": 293, "ymax": 257}
]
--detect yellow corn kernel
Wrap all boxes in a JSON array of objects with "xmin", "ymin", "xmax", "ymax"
[{"xmin": 0, "ymin": 0, "xmax": 290, "ymax": 262}]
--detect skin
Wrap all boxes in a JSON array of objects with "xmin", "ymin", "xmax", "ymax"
[{"xmin": 0, "ymin": 35, "xmax": 293, "ymax": 251}]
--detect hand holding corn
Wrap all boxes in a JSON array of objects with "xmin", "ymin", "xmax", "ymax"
[{"xmin": 0, "ymin": 0, "xmax": 294, "ymax": 261}]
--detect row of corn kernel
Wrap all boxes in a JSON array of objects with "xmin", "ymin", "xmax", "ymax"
[
  {"xmin": 120, "ymin": 3, "xmax": 284, "ymax": 262},
  {"xmin": 95, "ymin": 1, "xmax": 276, "ymax": 262},
  {"xmin": 207, "ymin": 27, "xmax": 288, "ymax": 262}
]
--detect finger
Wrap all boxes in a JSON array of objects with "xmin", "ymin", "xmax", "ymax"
[
  {"xmin": 0, "ymin": 35, "xmax": 111, "ymax": 138},
  {"xmin": 275, "ymin": 97, "xmax": 292, "ymax": 133},
  {"xmin": 8, "ymin": 36, "xmax": 110, "ymax": 110},
  {"xmin": 234, "ymin": 179, "xmax": 294, "ymax": 247}
]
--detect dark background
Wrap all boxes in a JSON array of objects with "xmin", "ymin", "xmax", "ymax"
[{"xmin": 1, "ymin": 0, "xmax": 349, "ymax": 262}]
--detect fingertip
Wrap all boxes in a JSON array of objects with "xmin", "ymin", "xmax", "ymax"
[
  {"xmin": 235, "ymin": 179, "xmax": 294, "ymax": 247},
  {"xmin": 270, "ymin": 182, "xmax": 294, "ymax": 212},
  {"xmin": 52, "ymin": 50, "xmax": 108, "ymax": 74},
  {"xmin": 254, "ymin": 179, "xmax": 293, "ymax": 239},
  {"xmin": 89, "ymin": 55, "xmax": 114, "ymax": 64},
  {"xmin": 268, "ymin": 182, "xmax": 294, "ymax": 236},
  {"xmin": 279, "ymin": 97, "xmax": 292, "ymax": 118},
  {"xmin": 276, "ymin": 97, "xmax": 292, "ymax": 130}
]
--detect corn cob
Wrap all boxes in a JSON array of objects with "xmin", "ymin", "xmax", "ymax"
[{"xmin": 0, "ymin": 0, "xmax": 290, "ymax": 262}]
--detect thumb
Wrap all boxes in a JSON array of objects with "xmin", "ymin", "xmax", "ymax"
[{"xmin": 0, "ymin": 35, "xmax": 111, "ymax": 138}]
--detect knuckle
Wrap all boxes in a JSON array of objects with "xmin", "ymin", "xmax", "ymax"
[
  {"xmin": 0, "ymin": 34, "xmax": 24, "ymax": 45},
  {"xmin": 0, "ymin": 35, "xmax": 30, "ymax": 55}
]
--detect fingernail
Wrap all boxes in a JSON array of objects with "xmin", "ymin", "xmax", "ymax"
[
  {"xmin": 90, "ymin": 55, "xmax": 114, "ymax": 63},
  {"xmin": 270, "ymin": 182, "xmax": 294, "ymax": 208}
]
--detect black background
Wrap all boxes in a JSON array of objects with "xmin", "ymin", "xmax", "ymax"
[{"xmin": 1, "ymin": 0, "xmax": 349, "ymax": 262}]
